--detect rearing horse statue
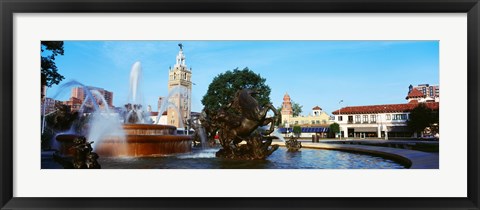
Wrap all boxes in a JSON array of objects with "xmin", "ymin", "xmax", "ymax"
[{"xmin": 215, "ymin": 89, "xmax": 279, "ymax": 158}]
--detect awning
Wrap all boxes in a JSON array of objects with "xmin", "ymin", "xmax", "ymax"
[
  {"xmin": 354, "ymin": 127, "xmax": 378, "ymax": 132},
  {"xmin": 388, "ymin": 126, "xmax": 411, "ymax": 132},
  {"xmin": 278, "ymin": 127, "xmax": 329, "ymax": 133}
]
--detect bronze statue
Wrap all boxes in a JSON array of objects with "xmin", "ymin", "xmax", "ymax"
[
  {"xmin": 72, "ymin": 136, "xmax": 101, "ymax": 169},
  {"xmin": 124, "ymin": 103, "xmax": 145, "ymax": 124},
  {"xmin": 203, "ymin": 88, "xmax": 280, "ymax": 160},
  {"xmin": 285, "ymin": 136, "xmax": 302, "ymax": 152},
  {"xmin": 53, "ymin": 136, "xmax": 101, "ymax": 169}
]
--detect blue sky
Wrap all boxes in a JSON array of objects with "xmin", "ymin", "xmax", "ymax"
[{"xmin": 46, "ymin": 41, "xmax": 439, "ymax": 116}]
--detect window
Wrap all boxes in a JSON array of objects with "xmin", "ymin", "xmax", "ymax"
[
  {"xmin": 386, "ymin": 114, "xmax": 391, "ymax": 120},
  {"xmin": 392, "ymin": 114, "xmax": 407, "ymax": 120},
  {"xmin": 316, "ymin": 120, "xmax": 320, "ymax": 124},
  {"xmin": 371, "ymin": 115, "xmax": 376, "ymax": 123},
  {"xmin": 363, "ymin": 115, "xmax": 368, "ymax": 123},
  {"xmin": 311, "ymin": 120, "xmax": 315, "ymax": 124},
  {"xmin": 338, "ymin": 116, "xmax": 343, "ymax": 121},
  {"xmin": 322, "ymin": 120, "xmax": 327, "ymax": 124},
  {"xmin": 355, "ymin": 115, "xmax": 361, "ymax": 123}
]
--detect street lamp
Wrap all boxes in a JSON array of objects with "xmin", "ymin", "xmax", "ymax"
[
  {"xmin": 285, "ymin": 123, "xmax": 290, "ymax": 138},
  {"xmin": 338, "ymin": 100, "xmax": 343, "ymax": 140}
]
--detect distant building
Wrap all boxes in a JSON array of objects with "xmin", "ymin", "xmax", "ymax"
[
  {"xmin": 278, "ymin": 92, "xmax": 331, "ymax": 138},
  {"xmin": 408, "ymin": 84, "xmax": 439, "ymax": 102},
  {"xmin": 65, "ymin": 86, "xmax": 114, "ymax": 112},
  {"xmin": 167, "ymin": 44, "xmax": 192, "ymax": 128},
  {"xmin": 64, "ymin": 97, "xmax": 83, "ymax": 112},
  {"xmin": 280, "ymin": 92, "xmax": 331, "ymax": 127},
  {"xmin": 42, "ymin": 97, "xmax": 63, "ymax": 114},
  {"xmin": 157, "ymin": 96, "xmax": 164, "ymax": 111},
  {"xmin": 332, "ymin": 85, "xmax": 439, "ymax": 139}
]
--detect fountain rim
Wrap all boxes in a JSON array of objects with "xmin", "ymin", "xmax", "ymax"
[
  {"xmin": 274, "ymin": 142, "xmax": 438, "ymax": 169},
  {"xmin": 122, "ymin": 124, "xmax": 177, "ymax": 130}
]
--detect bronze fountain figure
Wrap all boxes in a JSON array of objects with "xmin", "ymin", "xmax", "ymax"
[{"xmin": 201, "ymin": 88, "xmax": 280, "ymax": 160}]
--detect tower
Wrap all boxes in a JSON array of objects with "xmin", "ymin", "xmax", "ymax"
[
  {"xmin": 281, "ymin": 92, "xmax": 293, "ymax": 124},
  {"xmin": 167, "ymin": 43, "xmax": 192, "ymax": 128}
]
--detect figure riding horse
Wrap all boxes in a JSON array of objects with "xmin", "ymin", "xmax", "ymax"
[{"xmin": 215, "ymin": 89, "xmax": 279, "ymax": 157}]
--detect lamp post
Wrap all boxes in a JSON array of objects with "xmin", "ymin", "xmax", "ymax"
[
  {"xmin": 338, "ymin": 100, "xmax": 343, "ymax": 140},
  {"xmin": 285, "ymin": 123, "xmax": 290, "ymax": 138},
  {"xmin": 382, "ymin": 106, "xmax": 387, "ymax": 140}
]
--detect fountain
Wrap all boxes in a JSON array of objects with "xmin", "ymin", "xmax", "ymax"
[
  {"xmin": 54, "ymin": 61, "xmax": 192, "ymax": 158},
  {"xmin": 41, "ymin": 44, "xmax": 421, "ymax": 170}
]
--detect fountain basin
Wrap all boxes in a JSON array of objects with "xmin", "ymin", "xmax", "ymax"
[
  {"xmin": 96, "ymin": 135, "xmax": 192, "ymax": 157},
  {"xmin": 55, "ymin": 124, "xmax": 192, "ymax": 157},
  {"xmin": 121, "ymin": 124, "xmax": 177, "ymax": 135}
]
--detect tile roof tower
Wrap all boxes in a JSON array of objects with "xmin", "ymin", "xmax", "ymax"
[
  {"xmin": 167, "ymin": 43, "xmax": 192, "ymax": 128},
  {"xmin": 281, "ymin": 92, "xmax": 293, "ymax": 125}
]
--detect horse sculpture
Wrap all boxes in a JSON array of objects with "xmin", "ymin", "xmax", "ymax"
[{"xmin": 212, "ymin": 89, "xmax": 280, "ymax": 160}]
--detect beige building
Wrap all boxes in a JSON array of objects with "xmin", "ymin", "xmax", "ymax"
[
  {"xmin": 167, "ymin": 44, "xmax": 192, "ymax": 128},
  {"xmin": 280, "ymin": 92, "xmax": 331, "ymax": 127}
]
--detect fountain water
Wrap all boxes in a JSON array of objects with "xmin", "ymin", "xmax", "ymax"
[
  {"xmin": 272, "ymin": 128, "xmax": 286, "ymax": 142},
  {"xmin": 54, "ymin": 61, "xmax": 192, "ymax": 158},
  {"xmin": 155, "ymin": 85, "xmax": 188, "ymax": 126},
  {"xmin": 93, "ymin": 61, "xmax": 192, "ymax": 157},
  {"xmin": 50, "ymin": 80, "xmax": 126, "ymax": 156}
]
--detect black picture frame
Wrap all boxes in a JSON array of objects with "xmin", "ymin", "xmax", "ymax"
[{"xmin": 1, "ymin": 0, "xmax": 479, "ymax": 209}]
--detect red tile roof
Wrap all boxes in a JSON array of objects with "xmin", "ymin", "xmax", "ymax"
[
  {"xmin": 406, "ymin": 88, "xmax": 424, "ymax": 99},
  {"xmin": 312, "ymin": 106, "xmax": 322, "ymax": 110},
  {"xmin": 408, "ymin": 100, "xmax": 419, "ymax": 104},
  {"xmin": 332, "ymin": 102, "xmax": 439, "ymax": 115}
]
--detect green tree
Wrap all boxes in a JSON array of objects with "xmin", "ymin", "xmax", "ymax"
[
  {"xmin": 201, "ymin": 67, "xmax": 271, "ymax": 114},
  {"xmin": 292, "ymin": 125, "xmax": 302, "ymax": 137},
  {"xmin": 329, "ymin": 123, "xmax": 340, "ymax": 138},
  {"xmin": 407, "ymin": 103, "xmax": 439, "ymax": 135},
  {"xmin": 41, "ymin": 41, "xmax": 65, "ymax": 89},
  {"xmin": 45, "ymin": 104, "xmax": 78, "ymax": 131},
  {"xmin": 291, "ymin": 101, "xmax": 303, "ymax": 117},
  {"xmin": 42, "ymin": 104, "xmax": 78, "ymax": 149}
]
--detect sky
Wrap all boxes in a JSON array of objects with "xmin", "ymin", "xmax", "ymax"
[{"xmin": 45, "ymin": 41, "xmax": 439, "ymax": 116}]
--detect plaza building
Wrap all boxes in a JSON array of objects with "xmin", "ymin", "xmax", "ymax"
[
  {"xmin": 167, "ymin": 44, "xmax": 192, "ymax": 128},
  {"xmin": 279, "ymin": 92, "xmax": 331, "ymax": 138},
  {"xmin": 332, "ymin": 86, "xmax": 439, "ymax": 139}
]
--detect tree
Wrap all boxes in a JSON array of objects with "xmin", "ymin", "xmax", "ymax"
[
  {"xmin": 407, "ymin": 103, "xmax": 439, "ymax": 136},
  {"xmin": 292, "ymin": 125, "xmax": 302, "ymax": 137},
  {"xmin": 329, "ymin": 123, "xmax": 340, "ymax": 138},
  {"xmin": 291, "ymin": 101, "xmax": 303, "ymax": 117},
  {"xmin": 41, "ymin": 41, "xmax": 65, "ymax": 89},
  {"xmin": 201, "ymin": 67, "xmax": 271, "ymax": 114}
]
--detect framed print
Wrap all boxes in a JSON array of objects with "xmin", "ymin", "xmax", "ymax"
[{"xmin": 1, "ymin": 0, "xmax": 479, "ymax": 209}]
